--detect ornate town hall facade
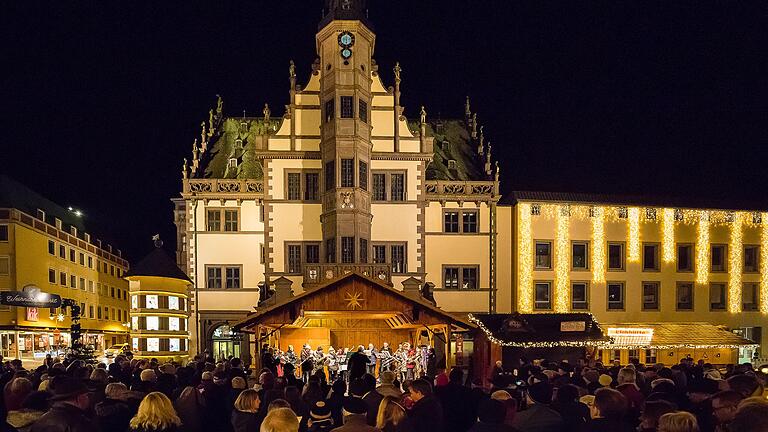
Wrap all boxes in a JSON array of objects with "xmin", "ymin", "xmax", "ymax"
[{"xmin": 173, "ymin": 1, "xmax": 503, "ymax": 358}]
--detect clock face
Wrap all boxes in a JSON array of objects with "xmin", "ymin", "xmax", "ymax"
[
  {"xmin": 341, "ymin": 48, "xmax": 352, "ymax": 59},
  {"xmin": 338, "ymin": 31, "xmax": 354, "ymax": 48}
]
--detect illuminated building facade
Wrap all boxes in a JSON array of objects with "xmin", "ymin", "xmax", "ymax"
[{"xmin": 0, "ymin": 176, "xmax": 130, "ymax": 360}]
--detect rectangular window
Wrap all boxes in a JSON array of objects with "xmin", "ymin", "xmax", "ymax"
[
  {"xmin": 645, "ymin": 349, "xmax": 657, "ymax": 364},
  {"xmin": 462, "ymin": 211, "xmax": 478, "ymax": 233},
  {"xmin": 535, "ymin": 242, "xmax": 552, "ymax": 269},
  {"xmin": 146, "ymin": 294, "xmax": 158, "ymax": 309},
  {"xmin": 131, "ymin": 295, "xmax": 138, "ymax": 309},
  {"xmin": 711, "ymin": 244, "xmax": 727, "ymax": 272},
  {"xmin": 340, "ymin": 96, "xmax": 354, "ymax": 118},
  {"xmin": 87, "ymin": 256, "xmax": 93, "ymax": 268},
  {"xmin": 287, "ymin": 245, "xmax": 301, "ymax": 274},
  {"xmin": 359, "ymin": 161, "xmax": 368, "ymax": 191},
  {"xmin": 444, "ymin": 211, "xmax": 459, "ymax": 233},
  {"xmin": 643, "ymin": 243, "xmax": 659, "ymax": 271},
  {"xmin": 677, "ymin": 244, "xmax": 694, "ymax": 272},
  {"xmin": 79, "ymin": 278, "xmax": 85, "ymax": 290},
  {"xmin": 48, "ymin": 269, "xmax": 56, "ymax": 283},
  {"xmin": 305, "ymin": 244, "xmax": 320, "ymax": 264},
  {"xmin": 341, "ymin": 237, "xmax": 355, "ymax": 263},
  {"xmin": 147, "ymin": 338, "xmax": 160, "ymax": 352},
  {"xmin": 69, "ymin": 249, "xmax": 75, "ymax": 262},
  {"xmin": 359, "ymin": 238, "xmax": 368, "ymax": 263},
  {"xmin": 70, "ymin": 275, "xmax": 76, "ymax": 288},
  {"xmin": 97, "ymin": 307, "xmax": 102, "ymax": 319},
  {"xmin": 743, "ymin": 283, "xmax": 759, "ymax": 311},
  {"xmin": 534, "ymin": 282, "xmax": 552, "ymax": 310},
  {"xmin": 341, "ymin": 159, "xmax": 354, "ymax": 187},
  {"xmin": 325, "ymin": 161, "xmax": 335, "ymax": 191},
  {"xmin": 305, "ymin": 173, "xmax": 320, "ymax": 201},
  {"xmin": 169, "ymin": 296, "xmax": 179, "ymax": 310},
  {"xmin": 608, "ymin": 243, "xmax": 625, "ymax": 270},
  {"xmin": 571, "ymin": 282, "xmax": 588, "ymax": 310},
  {"xmin": 224, "ymin": 210, "xmax": 238, "ymax": 231},
  {"xmin": 48, "ymin": 240, "xmax": 55, "ymax": 255},
  {"xmin": 59, "ymin": 245, "xmax": 65, "ymax": 258},
  {"xmin": 359, "ymin": 99, "xmax": 368, "ymax": 122},
  {"xmin": 372, "ymin": 174, "xmax": 386, "ymax": 201},
  {"xmin": 225, "ymin": 267, "xmax": 241, "ymax": 289},
  {"xmin": 325, "ymin": 99, "xmax": 335, "ymax": 123},
  {"xmin": 390, "ymin": 173, "xmax": 405, "ymax": 201},
  {"xmin": 710, "ymin": 283, "xmax": 727, "ymax": 311},
  {"xmin": 89, "ymin": 306, "xmax": 94, "ymax": 319},
  {"xmin": 676, "ymin": 282, "xmax": 694, "ymax": 310},
  {"xmin": 572, "ymin": 242, "xmax": 589, "ymax": 270},
  {"xmin": 326, "ymin": 238, "xmax": 336, "ymax": 263},
  {"xmin": 642, "ymin": 282, "xmax": 660, "ymax": 311},
  {"xmin": 373, "ymin": 245, "xmax": 386, "ymax": 264},
  {"xmin": 0, "ymin": 225, "xmax": 7, "ymax": 241},
  {"xmin": 444, "ymin": 267, "xmax": 459, "ymax": 289},
  {"xmin": 78, "ymin": 253, "xmax": 84, "ymax": 266},
  {"xmin": 110, "ymin": 287, "xmax": 115, "ymax": 297},
  {"xmin": 391, "ymin": 244, "xmax": 406, "ymax": 273},
  {"xmin": 0, "ymin": 257, "xmax": 7, "ymax": 276},
  {"xmin": 462, "ymin": 267, "xmax": 478, "ymax": 289},
  {"xmin": 607, "ymin": 282, "xmax": 625, "ymax": 310},
  {"xmin": 207, "ymin": 267, "xmax": 222, "ymax": 289},
  {"xmin": 744, "ymin": 245, "xmax": 759, "ymax": 273},
  {"xmin": 88, "ymin": 280, "xmax": 94, "ymax": 293},
  {"xmin": 206, "ymin": 209, "xmax": 221, "ymax": 231},
  {"xmin": 287, "ymin": 173, "xmax": 301, "ymax": 200},
  {"xmin": 169, "ymin": 317, "xmax": 180, "ymax": 331}
]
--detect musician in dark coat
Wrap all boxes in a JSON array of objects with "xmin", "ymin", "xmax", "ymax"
[
  {"xmin": 261, "ymin": 345, "xmax": 276, "ymax": 375},
  {"xmin": 348, "ymin": 346, "xmax": 370, "ymax": 382},
  {"xmin": 300, "ymin": 345, "xmax": 314, "ymax": 383}
]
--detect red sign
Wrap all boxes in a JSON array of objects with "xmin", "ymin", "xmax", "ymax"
[{"xmin": 26, "ymin": 307, "xmax": 38, "ymax": 322}]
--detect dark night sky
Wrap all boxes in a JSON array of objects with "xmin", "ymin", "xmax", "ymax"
[{"xmin": 2, "ymin": 1, "xmax": 767, "ymax": 261}]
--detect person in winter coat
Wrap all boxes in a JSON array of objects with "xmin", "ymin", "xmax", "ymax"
[
  {"xmin": 94, "ymin": 383, "xmax": 133, "ymax": 432},
  {"xmin": 550, "ymin": 384, "xmax": 589, "ymax": 432},
  {"xmin": 435, "ymin": 368, "xmax": 475, "ymax": 432},
  {"xmin": 468, "ymin": 398, "xmax": 521, "ymax": 432},
  {"xmin": 30, "ymin": 376, "xmax": 98, "ymax": 432},
  {"xmin": 331, "ymin": 398, "xmax": 377, "ymax": 432},
  {"xmin": 174, "ymin": 386, "xmax": 204, "ymax": 432},
  {"xmin": 376, "ymin": 396, "xmax": 406, "ymax": 432},
  {"xmin": 347, "ymin": 347, "xmax": 370, "ymax": 382},
  {"xmin": 401, "ymin": 379, "xmax": 443, "ymax": 432},
  {"xmin": 6, "ymin": 391, "xmax": 49, "ymax": 432},
  {"xmin": 308, "ymin": 400, "xmax": 336, "ymax": 432},
  {"xmin": 585, "ymin": 388, "xmax": 634, "ymax": 432},
  {"xmin": 231, "ymin": 389, "xmax": 263, "ymax": 432},
  {"xmin": 128, "ymin": 391, "xmax": 183, "ymax": 432}
]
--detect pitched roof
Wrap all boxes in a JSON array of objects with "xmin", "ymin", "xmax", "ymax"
[
  {"xmin": 418, "ymin": 119, "xmax": 490, "ymax": 181},
  {"xmin": 0, "ymin": 175, "xmax": 86, "ymax": 232},
  {"xmin": 470, "ymin": 313, "xmax": 610, "ymax": 347},
  {"xmin": 123, "ymin": 246, "xmax": 191, "ymax": 282},
  {"xmin": 603, "ymin": 322, "xmax": 758, "ymax": 349},
  {"xmin": 504, "ymin": 190, "xmax": 768, "ymax": 212}
]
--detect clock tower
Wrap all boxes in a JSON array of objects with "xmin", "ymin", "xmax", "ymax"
[{"xmin": 317, "ymin": 0, "xmax": 375, "ymax": 264}]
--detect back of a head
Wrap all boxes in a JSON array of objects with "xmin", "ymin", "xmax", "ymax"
[
  {"xmin": 448, "ymin": 367, "xmax": 464, "ymax": 384},
  {"xmin": 490, "ymin": 390, "xmax": 512, "ymax": 401},
  {"xmin": 726, "ymin": 374, "xmax": 760, "ymax": 398},
  {"xmin": 362, "ymin": 373, "xmax": 376, "ymax": 393},
  {"xmin": 658, "ymin": 411, "xmax": 699, "ymax": 432},
  {"xmin": 409, "ymin": 379, "xmax": 432, "ymax": 397},
  {"xmin": 235, "ymin": 389, "xmax": 261, "ymax": 413},
  {"xmin": 618, "ymin": 368, "xmax": 636, "ymax": 384},
  {"xmin": 526, "ymin": 381, "xmax": 553, "ymax": 405},
  {"xmin": 555, "ymin": 384, "xmax": 580, "ymax": 404},
  {"xmin": 90, "ymin": 368, "xmax": 108, "ymax": 383},
  {"xmin": 594, "ymin": 388, "xmax": 627, "ymax": 419},
  {"xmin": 105, "ymin": 382, "xmax": 128, "ymax": 400},
  {"xmin": 730, "ymin": 397, "xmax": 768, "ymax": 432},
  {"xmin": 376, "ymin": 395, "xmax": 406, "ymax": 430},
  {"xmin": 261, "ymin": 407, "xmax": 299, "ymax": 432},
  {"xmin": 10, "ymin": 377, "xmax": 32, "ymax": 396},
  {"xmin": 268, "ymin": 398, "xmax": 292, "ymax": 412},
  {"xmin": 477, "ymin": 398, "xmax": 506, "ymax": 424},
  {"xmin": 130, "ymin": 392, "xmax": 181, "ymax": 430},
  {"xmin": 140, "ymin": 368, "xmax": 157, "ymax": 383},
  {"xmin": 380, "ymin": 371, "xmax": 395, "ymax": 385},
  {"xmin": 21, "ymin": 391, "xmax": 50, "ymax": 411}
]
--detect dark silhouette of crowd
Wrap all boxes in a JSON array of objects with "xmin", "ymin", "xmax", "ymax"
[{"xmin": 0, "ymin": 352, "xmax": 766, "ymax": 432}]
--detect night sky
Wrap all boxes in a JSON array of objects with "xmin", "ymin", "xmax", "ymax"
[{"xmin": 2, "ymin": 1, "xmax": 767, "ymax": 261}]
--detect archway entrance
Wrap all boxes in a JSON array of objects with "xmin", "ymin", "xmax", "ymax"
[{"xmin": 211, "ymin": 324, "xmax": 242, "ymax": 361}]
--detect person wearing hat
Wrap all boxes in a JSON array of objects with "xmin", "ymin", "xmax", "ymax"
[
  {"xmin": 30, "ymin": 376, "xmax": 96, "ymax": 432},
  {"xmin": 468, "ymin": 398, "xmax": 519, "ymax": 432},
  {"xmin": 331, "ymin": 397, "xmax": 377, "ymax": 432},
  {"xmin": 510, "ymin": 381, "xmax": 564, "ymax": 432},
  {"xmin": 94, "ymin": 382, "xmax": 132, "ymax": 432},
  {"xmin": 308, "ymin": 401, "xmax": 335, "ymax": 432}
]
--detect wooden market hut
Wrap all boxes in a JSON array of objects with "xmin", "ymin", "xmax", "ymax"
[{"xmin": 233, "ymin": 272, "xmax": 474, "ymax": 372}]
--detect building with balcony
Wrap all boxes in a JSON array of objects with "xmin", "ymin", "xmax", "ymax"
[{"xmin": 0, "ymin": 176, "xmax": 130, "ymax": 360}]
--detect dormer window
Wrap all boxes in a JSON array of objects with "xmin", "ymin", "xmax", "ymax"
[
  {"xmin": 447, "ymin": 160, "xmax": 457, "ymax": 170},
  {"xmin": 55, "ymin": 218, "xmax": 62, "ymax": 230},
  {"xmin": 36, "ymin": 209, "xmax": 45, "ymax": 221},
  {"xmin": 228, "ymin": 158, "xmax": 238, "ymax": 168},
  {"xmin": 234, "ymin": 138, "xmax": 243, "ymax": 149},
  {"xmin": 70, "ymin": 226, "xmax": 77, "ymax": 237}
]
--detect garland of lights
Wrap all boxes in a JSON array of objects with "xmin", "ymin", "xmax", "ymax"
[
  {"xmin": 592, "ymin": 206, "xmax": 605, "ymax": 283},
  {"xmin": 518, "ymin": 203, "xmax": 533, "ymax": 313},
  {"xmin": 554, "ymin": 206, "xmax": 570, "ymax": 312},
  {"xmin": 728, "ymin": 215, "xmax": 743, "ymax": 313},
  {"xmin": 467, "ymin": 313, "xmax": 612, "ymax": 348},
  {"xmin": 696, "ymin": 210, "xmax": 710, "ymax": 284},
  {"xmin": 627, "ymin": 207, "xmax": 641, "ymax": 262},
  {"xmin": 661, "ymin": 208, "xmax": 675, "ymax": 263},
  {"xmin": 762, "ymin": 212, "xmax": 768, "ymax": 313}
]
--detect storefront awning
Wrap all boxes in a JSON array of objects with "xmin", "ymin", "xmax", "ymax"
[{"xmin": 604, "ymin": 323, "xmax": 758, "ymax": 349}]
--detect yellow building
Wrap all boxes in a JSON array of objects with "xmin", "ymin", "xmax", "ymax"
[
  {"xmin": 125, "ymin": 240, "xmax": 191, "ymax": 361},
  {"xmin": 507, "ymin": 192, "xmax": 765, "ymax": 364},
  {"xmin": 172, "ymin": 2, "xmax": 500, "ymax": 362},
  {"xmin": 0, "ymin": 176, "xmax": 130, "ymax": 360}
]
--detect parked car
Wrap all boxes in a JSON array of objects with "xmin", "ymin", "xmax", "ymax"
[{"xmin": 104, "ymin": 343, "xmax": 130, "ymax": 358}]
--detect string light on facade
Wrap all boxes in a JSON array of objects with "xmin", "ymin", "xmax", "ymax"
[
  {"xmin": 627, "ymin": 207, "xmax": 641, "ymax": 262},
  {"xmin": 696, "ymin": 210, "xmax": 710, "ymax": 284},
  {"xmin": 661, "ymin": 208, "xmax": 675, "ymax": 263},
  {"xmin": 728, "ymin": 214, "xmax": 743, "ymax": 313},
  {"xmin": 518, "ymin": 203, "xmax": 533, "ymax": 312},
  {"xmin": 592, "ymin": 206, "xmax": 606, "ymax": 283},
  {"xmin": 761, "ymin": 212, "xmax": 768, "ymax": 314},
  {"xmin": 554, "ymin": 206, "xmax": 570, "ymax": 312}
]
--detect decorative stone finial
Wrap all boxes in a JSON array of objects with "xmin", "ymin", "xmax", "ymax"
[
  {"xmin": 420, "ymin": 106, "xmax": 426, "ymax": 124},
  {"xmin": 393, "ymin": 62, "xmax": 401, "ymax": 82},
  {"xmin": 263, "ymin": 103, "xmax": 271, "ymax": 122},
  {"xmin": 208, "ymin": 109, "xmax": 215, "ymax": 136},
  {"xmin": 478, "ymin": 126, "xmax": 485, "ymax": 154},
  {"xmin": 216, "ymin": 94, "xmax": 223, "ymax": 116},
  {"xmin": 200, "ymin": 122, "xmax": 207, "ymax": 144},
  {"xmin": 182, "ymin": 158, "xmax": 188, "ymax": 179},
  {"xmin": 495, "ymin": 161, "xmax": 500, "ymax": 182},
  {"xmin": 465, "ymin": 96, "xmax": 471, "ymax": 118},
  {"xmin": 471, "ymin": 113, "xmax": 478, "ymax": 138},
  {"xmin": 289, "ymin": 60, "xmax": 296, "ymax": 79},
  {"xmin": 192, "ymin": 139, "xmax": 199, "ymax": 160}
]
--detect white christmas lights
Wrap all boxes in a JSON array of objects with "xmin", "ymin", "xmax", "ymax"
[
  {"xmin": 728, "ymin": 214, "xmax": 743, "ymax": 313},
  {"xmin": 592, "ymin": 206, "xmax": 606, "ymax": 283},
  {"xmin": 762, "ymin": 212, "xmax": 768, "ymax": 314},
  {"xmin": 661, "ymin": 208, "xmax": 675, "ymax": 263},
  {"xmin": 518, "ymin": 203, "xmax": 533, "ymax": 313},
  {"xmin": 696, "ymin": 210, "xmax": 710, "ymax": 284},
  {"xmin": 627, "ymin": 207, "xmax": 641, "ymax": 262},
  {"xmin": 554, "ymin": 206, "xmax": 570, "ymax": 312}
]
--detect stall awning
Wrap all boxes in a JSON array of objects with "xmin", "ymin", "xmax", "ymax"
[
  {"xmin": 470, "ymin": 313, "xmax": 611, "ymax": 348},
  {"xmin": 604, "ymin": 323, "xmax": 758, "ymax": 349}
]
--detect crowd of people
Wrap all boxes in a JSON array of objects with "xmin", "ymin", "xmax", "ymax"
[{"xmin": 0, "ymin": 350, "xmax": 765, "ymax": 432}]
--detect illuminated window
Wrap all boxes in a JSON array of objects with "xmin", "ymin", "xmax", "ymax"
[
  {"xmin": 531, "ymin": 204, "xmax": 541, "ymax": 216},
  {"xmin": 572, "ymin": 242, "xmax": 589, "ymax": 270},
  {"xmin": 131, "ymin": 316, "xmax": 138, "ymax": 330},
  {"xmin": 571, "ymin": 282, "xmax": 588, "ymax": 310},
  {"xmin": 169, "ymin": 317, "xmax": 180, "ymax": 331},
  {"xmin": 642, "ymin": 282, "xmax": 660, "ymax": 311},
  {"xmin": 744, "ymin": 245, "xmax": 759, "ymax": 272},
  {"xmin": 608, "ymin": 243, "xmax": 625, "ymax": 270},
  {"xmin": 607, "ymin": 282, "xmax": 625, "ymax": 310},
  {"xmin": 170, "ymin": 338, "xmax": 180, "ymax": 352},
  {"xmin": 534, "ymin": 282, "xmax": 552, "ymax": 310},
  {"xmin": 711, "ymin": 244, "xmax": 727, "ymax": 272},
  {"xmin": 677, "ymin": 244, "xmax": 694, "ymax": 272},
  {"xmin": 146, "ymin": 316, "xmax": 159, "ymax": 330},
  {"xmin": 131, "ymin": 295, "xmax": 138, "ymax": 309},
  {"xmin": 147, "ymin": 338, "xmax": 159, "ymax": 352},
  {"xmin": 645, "ymin": 208, "xmax": 657, "ymax": 220},
  {"xmin": 645, "ymin": 349, "xmax": 657, "ymax": 364},
  {"xmin": 535, "ymin": 242, "xmax": 552, "ymax": 269},
  {"xmin": 169, "ymin": 296, "xmax": 179, "ymax": 310},
  {"xmin": 743, "ymin": 283, "xmax": 759, "ymax": 311},
  {"xmin": 132, "ymin": 338, "xmax": 139, "ymax": 351},
  {"xmin": 676, "ymin": 282, "xmax": 694, "ymax": 310},
  {"xmin": 146, "ymin": 295, "xmax": 158, "ymax": 309},
  {"xmin": 710, "ymin": 283, "xmax": 726, "ymax": 311},
  {"xmin": 642, "ymin": 244, "xmax": 659, "ymax": 271}
]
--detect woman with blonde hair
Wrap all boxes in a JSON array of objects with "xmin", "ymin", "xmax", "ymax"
[
  {"xmin": 129, "ymin": 391, "xmax": 182, "ymax": 432},
  {"xmin": 232, "ymin": 389, "xmax": 262, "ymax": 432},
  {"xmin": 658, "ymin": 411, "xmax": 699, "ymax": 432},
  {"xmin": 376, "ymin": 395, "xmax": 406, "ymax": 432}
]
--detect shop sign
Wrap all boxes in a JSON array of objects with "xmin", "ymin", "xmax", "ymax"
[
  {"xmin": 561, "ymin": 321, "xmax": 586, "ymax": 332},
  {"xmin": 1, "ymin": 286, "xmax": 61, "ymax": 308},
  {"xmin": 26, "ymin": 307, "xmax": 38, "ymax": 322}
]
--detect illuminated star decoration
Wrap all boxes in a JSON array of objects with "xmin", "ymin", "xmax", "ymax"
[{"xmin": 344, "ymin": 291, "xmax": 365, "ymax": 310}]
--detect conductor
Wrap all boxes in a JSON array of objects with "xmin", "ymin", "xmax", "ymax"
[{"xmin": 347, "ymin": 345, "xmax": 370, "ymax": 381}]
